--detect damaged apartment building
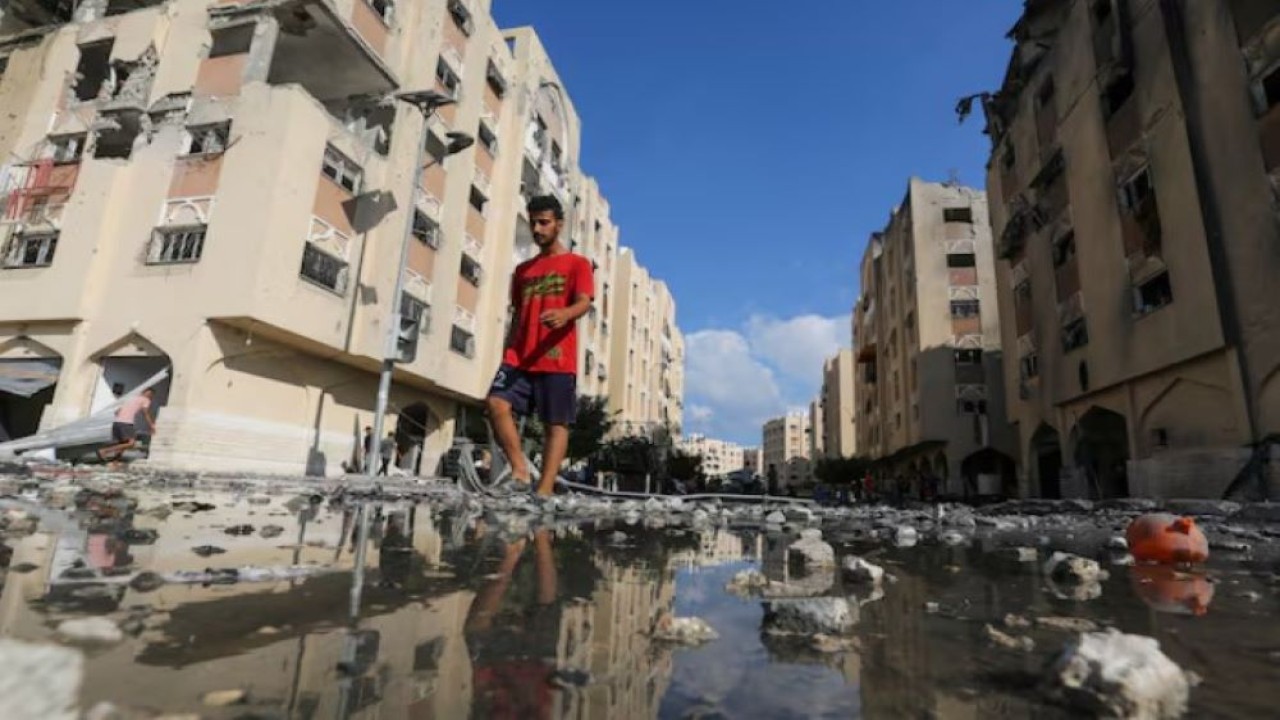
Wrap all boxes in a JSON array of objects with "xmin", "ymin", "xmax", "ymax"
[
  {"xmin": 980, "ymin": 0, "xmax": 1280, "ymax": 498},
  {"xmin": 0, "ymin": 0, "xmax": 660, "ymax": 475}
]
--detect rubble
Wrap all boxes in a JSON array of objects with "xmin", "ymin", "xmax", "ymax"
[
  {"xmin": 1044, "ymin": 552, "xmax": 1107, "ymax": 585},
  {"xmin": 201, "ymin": 689, "xmax": 247, "ymax": 707},
  {"xmin": 762, "ymin": 598, "xmax": 857, "ymax": 636},
  {"xmin": 56, "ymin": 617, "xmax": 124, "ymax": 645},
  {"xmin": 841, "ymin": 556, "xmax": 885, "ymax": 585},
  {"xmin": 1045, "ymin": 629, "xmax": 1191, "ymax": 719},
  {"xmin": 653, "ymin": 616, "xmax": 719, "ymax": 645},
  {"xmin": 985, "ymin": 624, "xmax": 1035, "ymax": 652},
  {"xmin": 787, "ymin": 534, "xmax": 835, "ymax": 570},
  {"xmin": 0, "ymin": 638, "xmax": 83, "ymax": 720}
]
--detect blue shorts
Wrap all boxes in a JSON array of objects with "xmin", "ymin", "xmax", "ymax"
[{"xmin": 487, "ymin": 364, "xmax": 577, "ymax": 426}]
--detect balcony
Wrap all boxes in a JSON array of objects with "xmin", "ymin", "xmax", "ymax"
[{"xmin": 212, "ymin": 0, "xmax": 400, "ymax": 104}]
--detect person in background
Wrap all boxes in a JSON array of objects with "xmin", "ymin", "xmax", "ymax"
[
  {"xmin": 378, "ymin": 431, "xmax": 396, "ymax": 476},
  {"xmin": 362, "ymin": 425, "xmax": 374, "ymax": 471},
  {"xmin": 98, "ymin": 388, "xmax": 156, "ymax": 463}
]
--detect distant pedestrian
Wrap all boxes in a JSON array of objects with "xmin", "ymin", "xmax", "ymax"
[
  {"xmin": 362, "ymin": 426, "xmax": 373, "ymax": 471},
  {"xmin": 97, "ymin": 388, "xmax": 156, "ymax": 463},
  {"xmin": 378, "ymin": 432, "xmax": 396, "ymax": 476}
]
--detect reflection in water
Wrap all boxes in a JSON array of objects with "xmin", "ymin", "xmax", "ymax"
[{"xmin": 2, "ymin": 488, "xmax": 1279, "ymax": 718}]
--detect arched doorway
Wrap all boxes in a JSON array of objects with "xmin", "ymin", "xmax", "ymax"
[
  {"xmin": 1031, "ymin": 424, "xmax": 1063, "ymax": 499},
  {"xmin": 0, "ymin": 336, "xmax": 63, "ymax": 442},
  {"xmin": 397, "ymin": 402, "xmax": 438, "ymax": 475},
  {"xmin": 1071, "ymin": 407, "xmax": 1131, "ymax": 499},
  {"xmin": 960, "ymin": 448, "xmax": 1017, "ymax": 500}
]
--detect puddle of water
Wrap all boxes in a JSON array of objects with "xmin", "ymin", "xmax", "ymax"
[{"xmin": 2, "ymin": 487, "xmax": 1280, "ymax": 718}]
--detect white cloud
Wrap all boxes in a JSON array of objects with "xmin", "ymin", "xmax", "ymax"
[
  {"xmin": 745, "ymin": 314, "xmax": 850, "ymax": 381},
  {"xmin": 682, "ymin": 314, "xmax": 850, "ymax": 445}
]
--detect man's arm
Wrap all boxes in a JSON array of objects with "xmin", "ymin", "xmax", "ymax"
[
  {"xmin": 143, "ymin": 409, "xmax": 156, "ymax": 434},
  {"xmin": 540, "ymin": 294, "xmax": 591, "ymax": 329}
]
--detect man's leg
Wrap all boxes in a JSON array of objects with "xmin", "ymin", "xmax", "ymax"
[
  {"xmin": 486, "ymin": 366, "xmax": 533, "ymax": 485},
  {"xmin": 537, "ymin": 424, "xmax": 568, "ymax": 496},
  {"xmin": 533, "ymin": 372, "xmax": 576, "ymax": 497}
]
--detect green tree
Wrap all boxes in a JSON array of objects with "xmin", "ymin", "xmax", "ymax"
[
  {"xmin": 667, "ymin": 449, "xmax": 704, "ymax": 482},
  {"xmin": 814, "ymin": 456, "xmax": 873, "ymax": 485},
  {"xmin": 567, "ymin": 395, "xmax": 616, "ymax": 464}
]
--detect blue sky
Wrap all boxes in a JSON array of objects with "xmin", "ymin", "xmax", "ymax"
[{"xmin": 494, "ymin": 1, "xmax": 1023, "ymax": 446}]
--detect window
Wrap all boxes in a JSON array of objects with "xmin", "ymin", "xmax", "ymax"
[
  {"xmin": 1001, "ymin": 143, "xmax": 1016, "ymax": 170},
  {"xmin": 1102, "ymin": 72, "xmax": 1134, "ymax": 118},
  {"xmin": 149, "ymin": 226, "xmax": 206, "ymax": 264},
  {"xmin": 486, "ymin": 61, "xmax": 507, "ymax": 98},
  {"xmin": 450, "ymin": 325, "xmax": 476, "ymax": 357},
  {"xmin": 49, "ymin": 134, "xmax": 86, "ymax": 163},
  {"xmin": 435, "ymin": 58, "xmax": 461, "ymax": 99},
  {"xmin": 3, "ymin": 231, "xmax": 58, "ymax": 268},
  {"xmin": 460, "ymin": 254, "xmax": 483, "ymax": 286},
  {"xmin": 946, "ymin": 252, "xmax": 976, "ymax": 268},
  {"xmin": 401, "ymin": 293, "xmax": 429, "ymax": 335},
  {"xmin": 209, "ymin": 25, "xmax": 254, "ymax": 58},
  {"xmin": 478, "ymin": 122, "xmax": 498, "ymax": 155},
  {"xmin": 1118, "ymin": 166, "xmax": 1153, "ymax": 211},
  {"xmin": 448, "ymin": 0, "xmax": 474, "ymax": 35},
  {"xmin": 363, "ymin": 0, "xmax": 394, "ymax": 23},
  {"xmin": 1062, "ymin": 317, "xmax": 1089, "ymax": 351},
  {"xmin": 1134, "ymin": 272, "xmax": 1174, "ymax": 315},
  {"xmin": 943, "ymin": 207, "xmax": 974, "ymax": 223},
  {"xmin": 425, "ymin": 131, "xmax": 447, "ymax": 165},
  {"xmin": 468, "ymin": 186, "xmax": 488, "ymax": 215},
  {"xmin": 1254, "ymin": 63, "xmax": 1280, "ymax": 115},
  {"xmin": 412, "ymin": 211, "xmax": 440, "ymax": 249},
  {"xmin": 73, "ymin": 40, "xmax": 113, "ymax": 102},
  {"xmin": 184, "ymin": 122, "xmax": 230, "ymax": 155},
  {"xmin": 950, "ymin": 299, "xmax": 980, "ymax": 318},
  {"xmin": 1052, "ymin": 231, "xmax": 1076, "ymax": 267},
  {"xmin": 300, "ymin": 242, "xmax": 348, "ymax": 293},
  {"xmin": 1020, "ymin": 353, "xmax": 1040, "ymax": 380},
  {"xmin": 954, "ymin": 348, "xmax": 983, "ymax": 365},
  {"xmin": 321, "ymin": 146, "xmax": 362, "ymax": 193}
]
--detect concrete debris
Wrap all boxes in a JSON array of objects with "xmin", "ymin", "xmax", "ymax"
[
  {"xmin": 1004, "ymin": 613, "xmax": 1031, "ymax": 629},
  {"xmin": 841, "ymin": 556, "xmax": 885, "ymax": 585},
  {"xmin": 762, "ymin": 598, "xmax": 857, "ymax": 636},
  {"xmin": 653, "ymin": 616, "xmax": 719, "ymax": 645},
  {"xmin": 894, "ymin": 526, "xmax": 919, "ymax": 547},
  {"xmin": 1045, "ymin": 629, "xmax": 1191, "ymax": 719},
  {"xmin": 1037, "ymin": 616, "xmax": 1101, "ymax": 633},
  {"xmin": 1044, "ymin": 552, "xmax": 1108, "ymax": 585},
  {"xmin": 985, "ymin": 623, "xmax": 1035, "ymax": 652},
  {"xmin": 0, "ymin": 639, "xmax": 83, "ymax": 720},
  {"xmin": 765, "ymin": 511, "xmax": 786, "ymax": 525},
  {"xmin": 1107, "ymin": 536, "xmax": 1129, "ymax": 551},
  {"xmin": 787, "ymin": 535, "xmax": 836, "ymax": 570},
  {"xmin": 56, "ymin": 617, "xmax": 124, "ymax": 645},
  {"xmin": 201, "ymin": 689, "xmax": 247, "ymax": 707}
]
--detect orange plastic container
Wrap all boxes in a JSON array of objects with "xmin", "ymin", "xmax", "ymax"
[{"xmin": 1126, "ymin": 513, "xmax": 1209, "ymax": 564}]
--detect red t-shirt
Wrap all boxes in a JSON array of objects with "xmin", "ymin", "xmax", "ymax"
[{"xmin": 503, "ymin": 251, "xmax": 594, "ymax": 374}]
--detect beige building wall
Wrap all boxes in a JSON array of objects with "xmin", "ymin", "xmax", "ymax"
[
  {"xmin": 762, "ymin": 412, "xmax": 811, "ymax": 490},
  {"xmin": 982, "ymin": 0, "xmax": 1280, "ymax": 499},
  {"xmin": 852, "ymin": 179, "xmax": 1016, "ymax": 496},
  {"xmin": 676, "ymin": 433, "xmax": 745, "ymax": 478},
  {"xmin": 742, "ymin": 446, "xmax": 762, "ymax": 475},
  {"xmin": 808, "ymin": 398, "xmax": 824, "ymax": 459},
  {"xmin": 0, "ymin": 1, "xmax": 636, "ymax": 475},
  {"xmin": 821, "ymin": 348, "xmax": 857, "ymax": 458},
  {"xmin": 605, "ymin": 247, "xmax": 684, "ymax": 436}
]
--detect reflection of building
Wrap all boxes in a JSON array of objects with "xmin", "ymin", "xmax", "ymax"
[
  {"xmin": 669, "ymin": 528, "xmax": 761, "ymax": 569},
  {"xmin": 607, "ymin": 248, "xmax": 685, "ymax": 435},
  {"xmin": 821, "ymin": 349, "xmax": 858, "ymax": 458},
  {"xmin": 762, "ymin": 413, "xmax": 811, "ymax": 490},
  {"xmin": 809, "ymin": 398, "xmax": 825, "ymax": 460},
  {"xmin": 675, "ymin": 433, "xmax": 745, "ymax": 478},
  {"xmin": 982, "ymin": 1, "xmax": 1280, "ymax": 498},
  {"xmin": 852, "ymin": 179, "xmax": 1016, "ymax": 496},
  {"xmin": 0, "ymin": 1, "xmax": 631, "ymax": 475},
  {"xmin": 743, "ymin": 447, "xmax": 763, "ymax": 476}
]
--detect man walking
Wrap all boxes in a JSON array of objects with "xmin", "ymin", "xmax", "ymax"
[
  {"xmin": 97, "ymin": 387, "xmax": 156, "ymax": 463},
  {"xmin": 378, "ymin": 431, "xmax": 396, "ymax": 476},
  {"xmin": 486, "ymin": 195, "xmax": 594, "ymax": 499}
]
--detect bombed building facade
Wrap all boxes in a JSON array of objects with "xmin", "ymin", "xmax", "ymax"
[
  {"xmin": 981, "ymin": 0, "xmax": 1280, "ymax": 498},
  {"xmin": 0, "ymin": 0, "xmax": 682, "ymax": 474}
]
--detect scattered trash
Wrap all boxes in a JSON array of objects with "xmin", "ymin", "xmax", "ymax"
[
  {"xmin": 1127, "ymin": 514, "xmax": 1209, "ymax": 565},
  {"xmin": 1043, "ymin": 552, "xmax": 1107, "ymax": 585}
]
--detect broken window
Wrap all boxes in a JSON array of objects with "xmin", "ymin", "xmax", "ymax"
[
  {"xmin": 320, "ymin": 145, "xmax": 362, "ymax": 193},
  {"xmin": 363, "ymin": 0, "xmax": 394, "ymax": 23},
  {"xmin": 149, "ymin": 226, "xmax": 206, "ymax": 264},
  {"xmin": 943, "ymin": 207, "xmax": 974, "ymax": 223},
  {"xmin": 950, "ymin": 299, "xmax": 980, "ymax": 318},
  {"xmin": 74, "ymin": 40, "xmax": 114, "ymax": 102},
  {"xmin": 954, "ymin": 348, "xmax": 983, "ymax": 365},
  {"xmin": 1252, "ymin": 62, "xmax": 1280, "ymax": 116},
  {"xmin": 956, "ymin": 398, "xmax": 987, "ymax": 416},
  {"xmin": 209, "ymin": 25, "xmax": 254, "ymax": 58},
  {"xmin": 412, "ymin": 210, "xmax": 440, "ymax": 249},
  {"xmin": 478, "ymin": 122, "xmax": 498, "ymax": 155},
  {"xmin": 1118, "ymin": 165, "xmax": 1162, "ymax": 256},
  {"xmin": 300, "ymin": 242, "xmax": 348, "ymax": 293},
  {"xmin": 448, "ymin": 0, "xmax": 474, "ymax": 36},
  {"xmin": 48, "ymin": 133, "xmax": 87, "ymax": 163},
  {"xmin": 93, "ymin": 117, "xmax": 142, "ymax": 159},
  {"xmin": 1062, "ymin": 317, "xmax": 1089, "ymax": 351},
  {"xmin": 1133, "ymin": 271, "xmax": 1174, "ymax": 315},
  {"xmin": 1014, "ymin": 280, "xmax": 1034, "ymax": 335},
  {"xmin": 946, "ymin": 252, "xmax": 976, "ymax": 268},
  {"xmin": 486, "ymin": 61, "xmax": 507, "ymax": 98},
  {"xmin": 3, "ymin": 231, "xmax": 58, "ymax": 268},
  {"xmin": 460, "ymin": 254, "xmax": 483, "ymax": 286},
  {"xmin": 1020, "ymin": 352, "xmax": 1040, "ymax": 381},
  {"xmin": 468, "ymin": 186, "xmax": 488, "ymax": 215},
  {"xmin": 435, "ymin": 58, "xmax": 461, "ymax": 99},
  {"xmin": 184, "ymin": 122, "xmax": 230, "ymax": 155},
  {"xmin": 450, "ymin": 325, "xmax": 475, "ymax": 357}
]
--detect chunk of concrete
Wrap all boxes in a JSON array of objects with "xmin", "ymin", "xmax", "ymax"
[
  {"xmin": 763, "ymin": 598, "xmax": 857, "ymax": 636},
  {"xmin": 724, "ymin": 569, "xmax": 770, "ymax": 596},
  {"xmin": 788, "ymin": 536, "xmax": 836, "ymax": 570},
  {"xmin": 1044, "ymin": 552, "xmax": 1107, "ymax": 585},
  {"xmin": 1044, "ymin": 629, "xmax": 1190, "ymax": 719},
  {"xmin": 841, "ymin": 556, "xmax": 885, "ymax": 585},
  {"xmin": 56, "ymin": 617, "xmax": 124, "ymax": 645},
  {"xmin": 0, "ymin": 638, "xmax": 84, "ymax": 720},
  {"xmin": 653, "ymin": 616, "xmax": 718, "ymax": 646},
  {"xmin": 985, "ymin": 623, "xmax": 1035, "ymax": 652}
]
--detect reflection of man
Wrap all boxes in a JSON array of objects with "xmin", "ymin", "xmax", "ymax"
[{"xmin": 464, "ymin": 528, "xmax": 560, "ymax": 719}]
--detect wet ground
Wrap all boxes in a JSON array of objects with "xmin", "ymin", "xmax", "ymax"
[{"xmin": 2, "ymin": 471, "xmax": 1280, "ymax": 718}]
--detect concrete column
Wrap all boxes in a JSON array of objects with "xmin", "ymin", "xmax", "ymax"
[{"xmin": 243, "ymin": 15, "xmax": 280, "ymax": 84}]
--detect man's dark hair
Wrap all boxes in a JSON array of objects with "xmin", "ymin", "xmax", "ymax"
[{"xmin": 527, "ymin": 195, "xmax": 564, "ymax": 219}]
